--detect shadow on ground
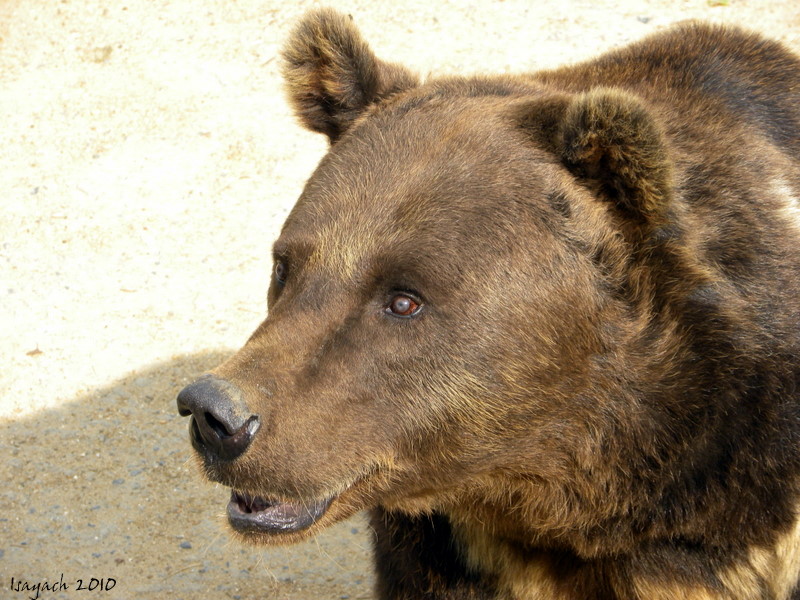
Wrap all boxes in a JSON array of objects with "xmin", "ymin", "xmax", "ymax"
[{"xmin": 1, "ymin": 352, "xmax": 374, "ymax": 600}]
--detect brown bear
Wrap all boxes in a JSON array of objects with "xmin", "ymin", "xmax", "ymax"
[{"xmin": 176, "ymin": 9, "xmax": 800, "ymax": 599}]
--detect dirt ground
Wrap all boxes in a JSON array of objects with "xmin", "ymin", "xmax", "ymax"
[{"xmin": 2, "ymin": 1, "xmax": 798, "ymax": 599}]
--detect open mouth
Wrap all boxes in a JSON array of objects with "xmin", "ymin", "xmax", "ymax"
[{"xmin": 227, "ymin": 490, "xmax": 335, "ymax": 534}]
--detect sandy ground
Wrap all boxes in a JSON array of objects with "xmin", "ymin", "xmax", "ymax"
[{"xmin": 2, "ymin": 1, "xmax": 798, "ymax": 598}]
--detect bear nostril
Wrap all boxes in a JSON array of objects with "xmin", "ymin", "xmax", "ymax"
[
  {"xmin": 190, "ymin": 410, "xmax": 260, "ymax": 461},
  {"xmin": 205, "ymin": 411, "xmax": 232, "ymax": 438}
]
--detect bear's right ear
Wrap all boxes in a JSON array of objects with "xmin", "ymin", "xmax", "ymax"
[
  {"xmin": 281, "ymin": 9, "xmax": 419, "ymax": 143},
  {"xmin": 518, "ymin": 88, "xmax": 673, "ymax": 231}
]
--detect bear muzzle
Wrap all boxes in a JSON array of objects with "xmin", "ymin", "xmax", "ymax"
[{"xmin": 177, "ymin": 374, "xmax": 345, "ymax": 536}]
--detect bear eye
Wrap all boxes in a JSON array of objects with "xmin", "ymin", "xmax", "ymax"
[
  {"xmin": 386, "ymin": 293, "xmax": 422, "ymax": 318},
  {"xmin": 274, "ymin": 260, "xmax": 288, "ymax": 285}
]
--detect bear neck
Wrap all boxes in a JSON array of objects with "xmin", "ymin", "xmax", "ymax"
[{"xmin": 436, "ymin": 228, "xmax": 800, "ymax": 597}]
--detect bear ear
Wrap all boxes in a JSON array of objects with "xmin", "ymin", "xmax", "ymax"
[
  {"xmin": 281, "ymin": 9, "xmax": 419, "ymax": 143},
  {"xmin": 520, "ymin": 88, "xmax": 673, "ymax": 229}
]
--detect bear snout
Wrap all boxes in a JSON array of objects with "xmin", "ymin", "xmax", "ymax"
[{"xmin": 176, "ymin": 374, "xmax": 260, "ymax": 461}]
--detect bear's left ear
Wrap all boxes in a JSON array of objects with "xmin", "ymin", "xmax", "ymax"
[
  {"xmin": 520, "ymin": 88, "xmax": 673, "ymax": 229},
  {"xmin": 281, "ymin": 9, "xmax": 419, "ymax": 143}
]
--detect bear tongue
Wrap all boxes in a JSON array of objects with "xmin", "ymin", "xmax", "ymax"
[{"xmin": 227, "ymin": 490, "xmax": 333, "ymax": 534}]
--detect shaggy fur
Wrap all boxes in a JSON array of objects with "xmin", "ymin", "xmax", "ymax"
[{"xmin": 180, "ymin": 9, "xmax": 800, "ymax": 599}]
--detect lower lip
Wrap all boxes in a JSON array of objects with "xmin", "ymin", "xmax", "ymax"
[{"xmin": 226, "ymin": 490, "xmax": 335, "ymax": 534}]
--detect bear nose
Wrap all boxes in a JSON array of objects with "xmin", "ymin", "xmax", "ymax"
[{"xmin": 176, "ymin": 374, "xmax": 260, "ymax": 461}]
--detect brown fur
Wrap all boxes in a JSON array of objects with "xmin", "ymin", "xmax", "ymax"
[{"xmin": 180, "ymin": 9, "xmax": 800, "ymax": 599}]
